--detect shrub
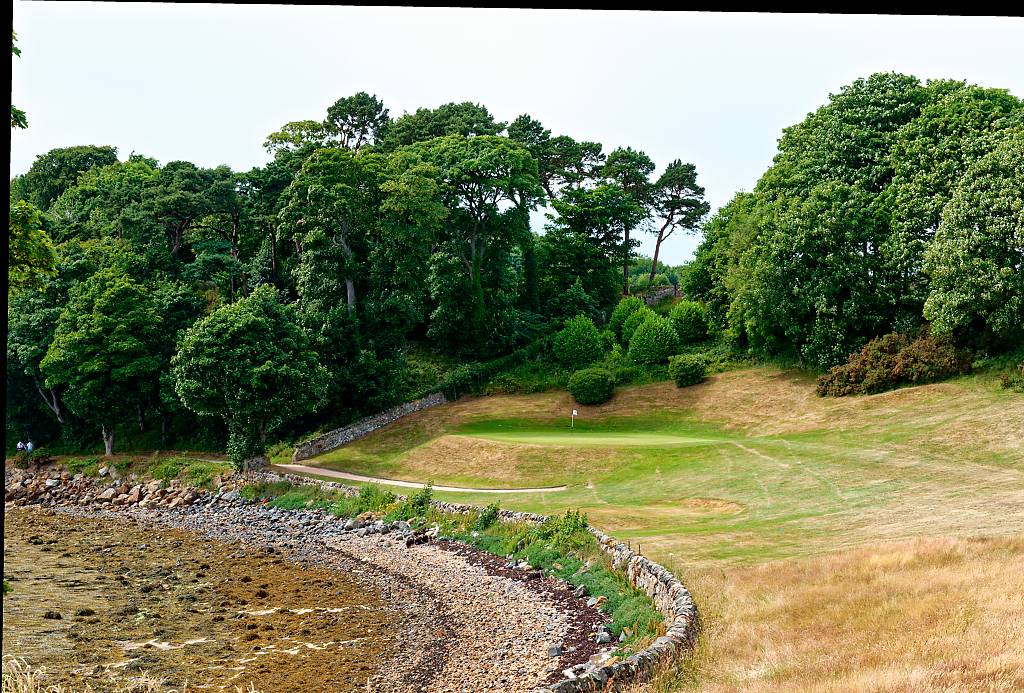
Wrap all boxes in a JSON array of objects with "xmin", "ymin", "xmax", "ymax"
[
  {"xmin": 599, "ymin": 329, "xmax": 616, "ymax": 351},
  {"xmin": 817, "ymin": 330, "xmax": 972, "ymax": 397},
  {"xmin": 552, "ymin": 315, "xmax": 604, "ymax": 367},
  {"xmin": 609, "ymin": 296, "xmax": 646, "ymax": 338},
  {"xmin": 333, "ymin": 483, "xmax": 398, "ymax": 517},
  {"xmin": 628, "ymin": 315, "xmax": 681, "ymax": 366},
  {"xmin": 568, "ymin": 368, "xmax": 615, "ymax": 405},
  {"xmin": 66, "ymin": 456, "xmax": 101, "ymax": 476},
  {"xmin": 669, "ymin": 300, "xmax": 708, "ymax": 344},
  {"xmin": 669, "ymin": 353, "xmax": 709, "ymax": 387},
  {"xmin": 473, "ymin": 502, "xmax": 500, "ymax": 531},
  {"xmin": 621, "ymin": 307, "xmax": 655, "ymax": 345},
  {"xmin": 391, "ymin": 482, "xmax": 433, "ymax": 520}
]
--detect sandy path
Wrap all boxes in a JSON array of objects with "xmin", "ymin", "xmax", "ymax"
[{"xmin": 273, "ymin": 463, "xmax": 568, "ymax": 493}]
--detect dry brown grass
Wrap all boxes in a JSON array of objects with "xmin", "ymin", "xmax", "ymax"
[
  {"xmin": 395, "ymin": 434, "xmax": 623, "ymax": 486},
  {"xmin": 634, "ymin": 535, "xmax": 1024, "ymax": 692}
]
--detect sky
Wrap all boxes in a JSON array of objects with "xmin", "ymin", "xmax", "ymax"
[{"xmin": 10, "ymin": 6, "xmax": 1024, "ymax": 264}]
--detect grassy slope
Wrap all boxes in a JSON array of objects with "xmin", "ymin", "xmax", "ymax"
[{"xmin": 296, "ymin": 366, "xmax": 1024, "ymax": 690}]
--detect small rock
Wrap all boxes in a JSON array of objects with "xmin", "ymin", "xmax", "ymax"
[{"xmin": 43, "ymin": 610, "xmax": 63, "ymax": 620}]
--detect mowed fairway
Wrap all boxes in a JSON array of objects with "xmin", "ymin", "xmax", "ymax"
[{"xmin": 297, "ymin": 367, "xmax": 1024, "ymax": 690}]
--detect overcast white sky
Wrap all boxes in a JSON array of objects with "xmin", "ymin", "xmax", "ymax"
[{"xmin": 10, "ymin": 6, "xmax": 1024, "ymax": 264}]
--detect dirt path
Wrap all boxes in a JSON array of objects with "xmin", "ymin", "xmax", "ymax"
[{"xmin": 273, "ymin": 463, "xmax": 569, "ymax": 493}]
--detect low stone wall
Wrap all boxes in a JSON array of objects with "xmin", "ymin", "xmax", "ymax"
[
  {"xmin": 292, "ymin": 393, "xmax": 446, "ymax": 462},
  {"xmin": 256, "ymin": 473, "xmax": 700, "ymax": 692},
  {"xmin": 642, "ymin": 285, "xmax": 678, "ymax": 305}
]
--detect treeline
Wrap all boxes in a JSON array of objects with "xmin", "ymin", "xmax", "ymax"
[
  {"xmin": 682, "ymin": 73, "xmax": 1023, "ymax": 368},
  {"xmin": 7, "ymin": 95, "xmax": 708, "ymax": 458}
]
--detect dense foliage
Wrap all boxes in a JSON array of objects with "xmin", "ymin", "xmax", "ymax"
[
  {"xmin": 669, "ymin": 300, "xmax": 708, "ymax": 344},
  {"xmin": 686, "ymin": 74, "xmax": 1023, "ymax": 368},
  {"xmin": 170, "ymin": 286, "xmax": 329, "ymax": 467},
  {"xmin": 552, "ymin": 315, "xmax": 604, "ymax": 367},
  {"xmin": 609, "ymin": 295, "xmax": 646, "ymax": 338},
  {"xmin": 669, "ymin": 353, "xmax": 709, "ymax": 387},
  {"xmin": 621, "ymin": 307, "xmax": 656, "ymax": 345},
  {"xmin": 568, "ymin": 368, "xmax": 615, "ymax": 405},
  {"xmin": 628, "ymin": 314, "xmax": 681, "ymax": 366},
  {"xmin": 7, "ymin": 90, "xmax": 706, "ymax": 454}
]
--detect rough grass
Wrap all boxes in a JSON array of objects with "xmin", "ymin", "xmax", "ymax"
[{"xmin": 292, "ymin": 365, "xmax": 1024, "ymax": 691}]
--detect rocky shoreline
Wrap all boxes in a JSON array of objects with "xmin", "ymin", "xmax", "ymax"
[{"xmin": 4, "ymin": 466, "xmax": 626, "ymax": 692}]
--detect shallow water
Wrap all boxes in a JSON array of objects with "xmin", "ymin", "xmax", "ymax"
[{"xmin": 2, "ymin": 507, "xmax": 401, "ymax": 691}]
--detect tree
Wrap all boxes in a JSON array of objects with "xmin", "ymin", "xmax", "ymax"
[
  {"xmin": 381, "ymin": 102, "xmax": 505, "ymax": 151},
  {"xmin": 14, "ymin": 145, "xmax": 120, "ymax": 210},
  {"xmin": 39, "ymin": 267, "xmax": 163, "ymax": 455},
  {"xmin": 406, "ymin": 135, "xmax": 542, "ymax": 352},
  {"xmin": 542, "ymin": 183, "xmax": 645, "ymax": 316},
  {"xmin": 507, "ymin": 115, "xmax": 605, "ymax": 200},
  {"xmin": 141, "ymin": 160, "xmax": 227, "ymax": 260},
  {"xmin": 728, "ymin": 73, "xmax": 931, "ymax": 366},
  {"xmin": 8, "ymin": 200, "xmax": 56, "ymax": 293},
  {"xmin": 602, "ymin": 147, "xmax": 655, "ymax": 294},
  {"xmin": 650, "ymin": 160, "xmax": 709, "ymax": 282},
  {"xmin": 924, "ymin": 125, "xmax": 1024, "ymax": 348},
  {"xmin": 278, "ymin": 148, "xmax": 383, "ymax": 316},
  {"xmin": 325, "ymin": 92, "xmax": 390, "ymax": 152},
  {"xmin": 11, "ymin": 31, "xmax": 27, "ymax": 129},
  {"xmin": 171, "ymin": 285, "xmax": 328, "ymax": 468}
]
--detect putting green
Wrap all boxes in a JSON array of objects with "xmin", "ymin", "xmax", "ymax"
[{"xmin": 462, "ymin": 430, "xmax": 718, "ymax": 447}]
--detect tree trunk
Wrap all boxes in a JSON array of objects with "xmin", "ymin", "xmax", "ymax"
[
  {"xmin": 137, "ymin": 404, "xmax": 145, "ymax": 432},
  {"xmin": 35, "ymin": 383, "xmax": 65, "ymax": 424},
  {"xmin": 102, "ymin": 425, "xmax": 114, "ymax": 457},
  {"xmin": 650, "ymin": 218, "xmax": 674, "ymax": 283},
  {"xmin": 345, "ymin": 278, "xmax": 356, "ymax": 316},
  {"xmin": 623, "ymin": 228, "xmax": 631, "ymax": 295},
  {"xmin": 269, "ymin": 228, "xmax": 278, "ymax": 279}
]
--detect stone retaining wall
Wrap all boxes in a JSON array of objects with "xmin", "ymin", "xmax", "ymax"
[
  {"xmin": 291, "ymin": 393, "xmax": 446, "ymax": 462},
  {"xmin": 256, "ymin": 472, "xmax": 700, "ymax": 692}
]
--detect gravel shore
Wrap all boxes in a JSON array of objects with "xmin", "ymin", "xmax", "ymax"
[{"xmin": 5, "ymin": 469, "xmax": 615, "ymax": 692}]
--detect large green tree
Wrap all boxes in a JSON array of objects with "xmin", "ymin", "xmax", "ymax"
[
  {"xmin": 8, "ymin": 200, "xmax": 56, "ymax": 293},
  {"xmin": 924, "ymin": 125, "xmax": 1024, "ymax": 348},
  {"xmin": 171, "ymin": 285, "xmax": 328, "ymax": 468},
  {"xmin": 602, "ymin": 147, "xmax": 656, "ymax": 294},
  {"xmin": 382, "ymin": 102, "xmax": 505, "ymax": 151},
  {"xmin": 13, "ymin": 145, "xmax": 119, "ymax": 210},
  {"xmin": 649, "ymin": 160, "xmax": 709, "ymax": 283},
  {"xmin": 40, "ymin": 267, "xmax": 163, "ymax": 455},
  {"xmin": 405, "ymin": 134, "xmax": 543, "ymax": 353}
]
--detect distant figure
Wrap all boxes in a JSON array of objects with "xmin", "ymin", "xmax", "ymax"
[
  {"xmin": 16, "ymin": 441, "xmax": 25, "ymax": 452},
  {"xmin": 26, "ymin": 440, "xmax": 34, "ymax": 453}
]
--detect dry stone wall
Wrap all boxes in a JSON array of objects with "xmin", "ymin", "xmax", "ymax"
[{"xmin": 291, "ymin": 393, "xmax": 446, "ymax": 462}]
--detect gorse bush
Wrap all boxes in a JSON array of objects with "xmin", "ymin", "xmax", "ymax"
[
  {"xmin": 552, "ymin": 315, "xmax": 604, "ymax": 367},
  {"xmin": 628, "ymin": 314, "xmax": 681, "ymax": 366},
  {"xmin": 621, "ymin": 307, "xmax": 656, "ymax": 345},
  {"xmin": 568, "ymin": 368, "xmax": 615, "ymax": 405},
  {"xmin": 609, "ymin": 296, "xmax": 646, "ymax": 338},
  {"xmin": 817, "ymin": 329, "xmax": 972, "ymax": 396},
  {"xmin": 669, "ymin": 353, "xmax": 709, "ymax": 387},
  {"xmin": 670, "ymin": 300, "xmax": 708, "ymax": 344}
]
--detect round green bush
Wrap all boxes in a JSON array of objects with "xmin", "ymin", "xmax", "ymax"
[
  {"xmin": 553, "ymin": 315, "xmax": 604, "ymax": 367},
  {"xmin": 669, "ymin": 353, "xmax": 709, "ymax": 387},
  {"xmin": 628, "ymin": 315, "xmax": 681, "ymax": 366},
  {"xmin": 669, "ymin": 300, "xmax": 708, "ymax": 344},
  {"xmin": 568, "ymin": 367, "xmax": 615, "ymax": 405},
  {"xmin": 609, "ymin": 296, "xmax": 646, "ymax": 338},
  {"xmin": 621, "ymin": 307, "xmax": 655, "ymax": 345}
]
